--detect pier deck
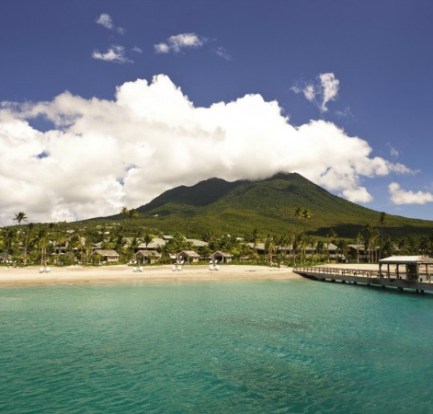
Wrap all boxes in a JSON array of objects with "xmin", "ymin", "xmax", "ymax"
[{"xmin": 293, "ymin": 266, "xmax": 433, "ymax": 294}]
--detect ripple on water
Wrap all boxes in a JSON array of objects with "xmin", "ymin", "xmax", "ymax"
[{"xmin": 1, "ymin": 281, "xmax": 433, "ymax": 412}]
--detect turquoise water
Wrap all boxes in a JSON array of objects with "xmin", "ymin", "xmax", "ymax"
[{"xmin": 1, "ymin": 279, "xmax": 433, "ymax": 413}]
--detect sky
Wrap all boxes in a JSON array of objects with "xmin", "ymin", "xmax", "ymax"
[{"xmin": 1, "ymin": 0, "xmax": 433, "ymax": 226}]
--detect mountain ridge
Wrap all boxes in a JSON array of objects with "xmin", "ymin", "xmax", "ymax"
[{"xmin": 125, "ymin": 173, "xmax": 433, "ymax": 238}]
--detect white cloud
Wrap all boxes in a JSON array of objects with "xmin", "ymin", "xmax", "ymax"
[
  {"xmin": 319, "ymin": 73, "xmax": 339, "ymax": 112},
  {"xmin": 132, "ymin": 46, "xmax": 143, "ymax": 54},
  {"xmin": 154, "ymin": 42, "xmax": 170, "ymax": 54},
  {"xmin": 95, "ymin": 13, "xmax": 124, "ymax": 34},
  {"xmin": 92, "ymin": 45, "xmax": 131, "ymax": 63},
  {"xmin": 303, "ymin": 84, "xmax": 316, "ymax": 102},
  {"xmin": 96, "ymin": 13, "xmax": 113, "ymax": 29},
  {"xmin": 335, "ymin": 106, "xmax": 353, "ymax": 118},
  {"xmin": 389, "ymin": 182, "xmax": 433, "ymax": 205},
  {"xmin": 387, "ymin": 143, "xmax": 399, "ymax": 158},
  {"xmin": 154, "ymin": 33, "xmax": 206, "ymax": 54},
  {"xmin": 292, "ymin": 72, "xmax": 340, "ymax": 112},
  {"xmin": 215, "ymin": 46, "xmax": 232, "ymax": 61},
  {"xmin": 0, "ymin": 74, "xmax": 412, "ymax": 225}
]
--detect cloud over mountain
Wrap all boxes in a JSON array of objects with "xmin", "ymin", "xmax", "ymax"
[
  {"xmin": 389, "ymin": 183, "xmax": 433, "ymax": 205},
  {"xmin": 0, "ymin": 75, "xmax": 410, "ymax": 225}
]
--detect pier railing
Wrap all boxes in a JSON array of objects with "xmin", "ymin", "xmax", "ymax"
[
  {"xmin": 294, "ymin": 266, "xmax": 433, "ymax": 283},
  {"xmin": 294, "ymin": 267, "xmax": 379, "ymax": 278}
]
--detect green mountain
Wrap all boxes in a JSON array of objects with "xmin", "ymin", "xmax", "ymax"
[{"xmin": 122, "ymin": 172, "xmax": 433, "ymax": 239}]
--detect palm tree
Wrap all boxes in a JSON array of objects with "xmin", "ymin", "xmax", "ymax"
[
  {"xmin": 35, "ymin": 225, "xmax": 48, "ymax": 266},
  {"xmin": 251, "ymin": 228, "xmax": 259, "ymax": 253},
  {"xmin": 4, "ymin": 228, "xmax": 16, "ymax": 254},
  {"xmin": 364, "ymin": 224, "xmax": 379, "ymax": 263},
  {"xmin": 379, "ymin": 212, "xmax": 386, "ymax": 259},
  {"xmin": 13, "ymin": 212, "xmax": 28, "ymax": 226},
  {"xmin": 294, "ymin": 207, "xmax": 312, "ymax": 265},
  {"xmin": 143, "ymin": 233, "xmax": 153, "ymax": 249},
  {"xmin": 265, "ymin": 234, "xmax": 276, "ymax": 265},
  {"xmin": 120, "ymin": 206, "xmax": 129, "ymax": 230},
  {"xmin": 13, "ymin": 212, "xmax": 28, "ymax": 265},
  {"xmin": 128, "ymin": 209, "xmax": 139, "ymax": 220},
  {"xmin": 128, "ymin": 236, "xmax": 141, "ymax": 263},
  {"xmin": 301, "ymin": 209, "xmax": 312, "ymax": 232},
  {"xmin": 294, "ymin": 207, "xmax": 302, "ymax": 229},
  {"xmin": 120, "ymin": 207, "xmax": 139, "ymax": 235},
  {"xmin": 326, "ymin": 229, "xmax": 337, "ymax": 263},
  {"xmin": 295, "ymin": 207, "xmax": 312, "ymax": 235}
]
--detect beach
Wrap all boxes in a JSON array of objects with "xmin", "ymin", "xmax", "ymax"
[{"xmin": 0, "ymin": 264, "xmax": 305, "ymax": 287}]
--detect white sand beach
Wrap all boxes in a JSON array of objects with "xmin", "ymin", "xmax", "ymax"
[{"xmin": 0, "ymin": 264, "xmax": 305, "ymax": 288}]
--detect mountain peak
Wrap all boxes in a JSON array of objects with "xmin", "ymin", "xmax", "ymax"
[{"xmin": 131, "ymin": 173, "xmax": 433, "ymax": 238}]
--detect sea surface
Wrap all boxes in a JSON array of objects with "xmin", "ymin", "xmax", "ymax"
[{"xmin": 1, "ymin": 278, "xmax": 433, "ymax": 413}]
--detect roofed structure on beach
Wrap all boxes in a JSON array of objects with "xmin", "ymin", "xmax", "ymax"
[
  {"xmin": 210, "ymin": 251, "xmax": 233, "ymax": 264},
  {"xmin": 91, "ymin": 249, "xmax": 120, "ymax": 263},
  {"xmin": 347, "ymin": 244, "xmax": 380, "ymax": 262},
  {"xmin": 178, "ymin": 250, "xmax": 201, "ymax": 263},
  {"xmin": 137, "ymin": 237, "xmax": 166, "ymax": 250},
  {"xmin": 135, "ymin": 249, "xmax": 161, "ymax": 264},
  {"xmin": 186, "ymin": 239, "xmax": 208, "ymax": 248},
  {"xmin": 379, "ymin": 256, "xmax": 433, "ymax": 281},
  {"xmin": 246, "ymin": 242, "xmax": 265, "ymax": 253},
  {"xmin": 0, "ymin": 252, "xmax": 12, "ymax": 263}
]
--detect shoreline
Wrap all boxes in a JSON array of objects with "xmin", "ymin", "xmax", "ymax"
[{"xmin": 0, "ymin": 264, "xmax": 303, "ymax": 288}]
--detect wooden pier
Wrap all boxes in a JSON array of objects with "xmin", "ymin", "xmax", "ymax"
[{"xmin": 294, "ymin": 257, "xmax": 433, "ymax": 295}]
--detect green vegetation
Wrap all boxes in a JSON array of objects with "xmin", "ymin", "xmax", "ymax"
[
  {"xmin": 2, "ymin": 173, "xmax": 433, "ymax": 267},
  {"xmin": 98, "ymin": 172, "xmax": 433, "ymax": 239}
]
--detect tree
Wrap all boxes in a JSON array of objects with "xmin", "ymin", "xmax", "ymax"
[
  {"xmin": 2, "ymin": 228, "xmax": 16, "ymax": 257},
  {"xmin": 355, "ymin": 233, "xmax": 363, "ymax": 263},
  {"xmin": 120, "ymin": 206, "xmax": 129, "ymax": 230},
  {"xmin": 378, "ymin": 212, "xmax": 386, "ymax": 259},
  {"xmin": 317, "ymin": 240, "xmax": 324, "ymax": 259},
  {"xmin": 294, "ymin": 207, "xmax": 312, "ymax": 233},
  {"xmin": 264, "ymin": 234, "xmax": 276, "ymax": 264},
  {"xmin": 35, "ymin": 225, "xmax": 49, "ymax": 265},
  {"xmin": 301, "ymin": 209, "xmax": 312, "ymax": 232},
  {"xmin": 326, "ymin": 229, "xmax": 337, "ymax": 262},
  {"xmin": 294, "ymin": 207, "xmax": 312, "ymax": 265},
  {"xmin": 143, "ymin": 233, "xmax": 153, "ymax": 248},
  {"xmin": 128, "ymin": 209, "xmax": 139, "ymax": 220},
  {"xmin": 13, "ymin": 212, "xmax": 28, "ymax": 265},
  {"xmin": 13, "ymin": 212, "xmax": 28, "ymax": 226},
  {"xmin": 364, "ymin": 224, "xmax": 379, "ymax": 263}
]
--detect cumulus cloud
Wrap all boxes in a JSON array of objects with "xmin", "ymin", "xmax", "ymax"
[
  {"xmin": 95, "ymin": 13, "xmax": 125, "ymax": 34},
  {"xmin": 154, "ymin": 33, "xmax": 206, "ymax": 54},
  {"xmin": 389, "ymin": 182, "xmax": 433, "ymax": 205},
  {"xmin": 292, "ymin": 72, "xmax": 340, "ymax": 112},
  {"xmin": 92, "ymin": 45, "xmax": 131, "ymax": 63},
  {"xmin": 0, "ymin": 74, "xmax": 412, "ymax": 225}
]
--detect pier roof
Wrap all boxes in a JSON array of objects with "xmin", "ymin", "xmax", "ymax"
[{"xmin": 379, "ymin": 256, "xmax": 433, "ymax": 264}]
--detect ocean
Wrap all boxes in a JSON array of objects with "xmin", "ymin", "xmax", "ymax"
[{"xmin": 1, "ymin": 279, "xmax": 432, "ymax": 413}]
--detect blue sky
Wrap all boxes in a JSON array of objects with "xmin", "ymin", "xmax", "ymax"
[{"xmin": 1, "ymin": 0, "xmax": 433, "ymax": 225}]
